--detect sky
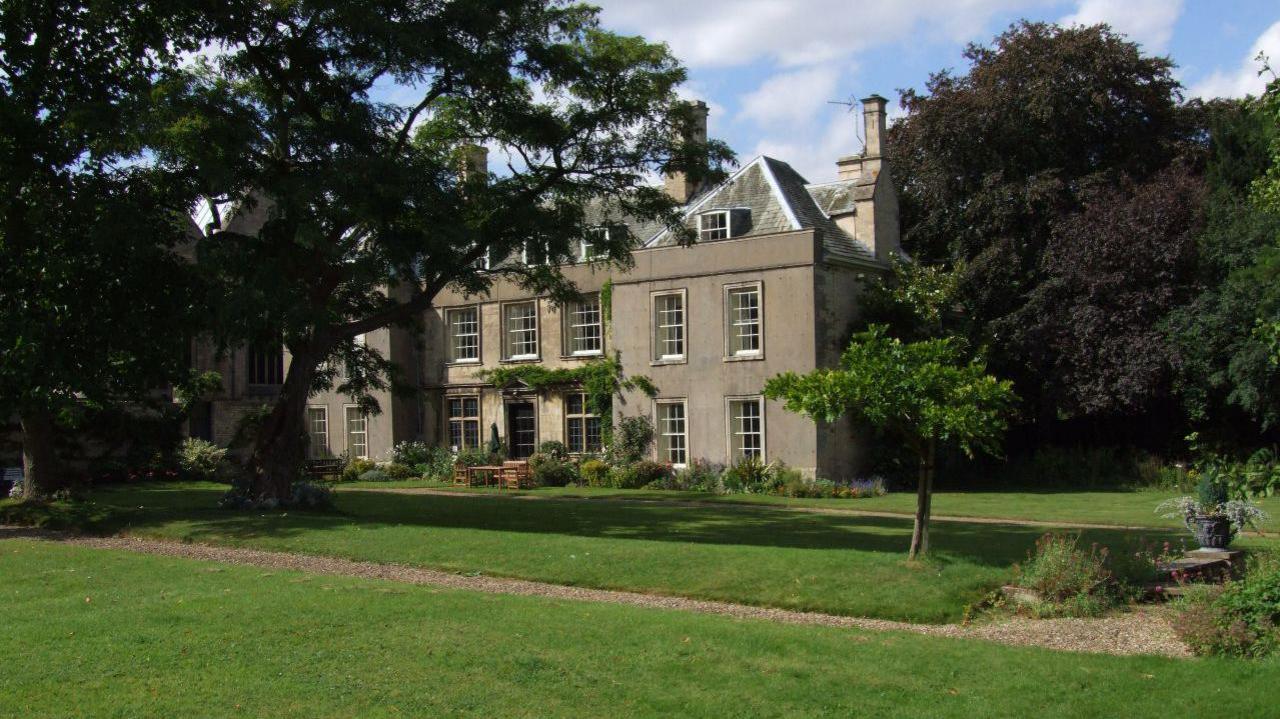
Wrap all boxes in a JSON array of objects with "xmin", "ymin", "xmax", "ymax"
[{"xmin": 585, "ymin": 0, "xmax": 1280, "ymax": 183}]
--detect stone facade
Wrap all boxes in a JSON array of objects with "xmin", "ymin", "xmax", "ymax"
[{"xmin": 196, "ymin": 96, "xmax": 900, "ymax": 477}]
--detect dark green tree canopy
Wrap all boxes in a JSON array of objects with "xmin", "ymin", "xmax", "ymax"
[{"xmin": 150, "ymin": 0, "xmax": 732, "ymax": 498}]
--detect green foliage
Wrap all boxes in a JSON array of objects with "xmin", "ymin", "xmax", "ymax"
[
  {"xmin": 947, "ymin": 446, "xmax": 1188, "ymax": 491},
  {"xmin": 382, "ymin": 463, "xmax": 416, "ymax": 481},
  {"xmin": 606, "ymin": 416, "xmax": 655, "ymax": 465},
  {"xmin": 340, "ymin": 458, "xmax": 378, "ymax": 483},
  {"xmin": 1251, "ymin": 71, "xmax": 1280, "ymax": 214},
  {"xmin": 1197, "ymin": 472, "xmax": 1230, "ymax": 509},
  {"xmin": 538, "ymin": 441, "xmax": 569, "ymax": 462},
  {"xmin": 410, "ymin": 447, "xmax": 455, "ymax": 481},
  {"xmin": 392, "ymin": 441, "xmax": 436, "ymax": 467},
  {"xmin": 1010, "ymin": 533, "xmax": 1166, "ymax": 618},
  {"xmin": 861, "ymin": 260, "xmax": 966, "ymax": 341},
  {"xmin": 765, "ymin": 325, "xmax": 1017, "ymax": 459},
  {"xmin": 175, "ymin": 439, "xmax": 227, "ymax": 482},
  {"xmin": 721, "ymin": 457, "xmax": 770, "ymax": 494},
  {"xmin": 358, "ymin": 470, "xmax": 391, "ymax": 483},
  {"xmin": 480, "ymin": 357, "xmax": 655, "ymax": 420},
  {"xmin": 528, "ymin": 454, "xmax": 578, "ymax": 487},
  {"xmin": 670, "ymin": 460, "xmax": 726, "ymax": 493},
  {"xmin": 609, "ymin": 460, "xmax": 672, "ymax": 489},
  {"xmin": 1174, "ymin": 556, "xmax": 1280, "ymax": 658},
  {"xmin": 578, "ymin": 459, "xmax": 611, "ymax": 488},
  {"xmin": 455, "ymin": 447, "xmax": 502, "ymax": 468}
]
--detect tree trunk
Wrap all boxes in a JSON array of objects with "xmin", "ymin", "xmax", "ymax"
[
  {"xmin": 908, "ymin": 436, "xmax": 937, "ymax": 560},
  {"xmin": 20, "ymin": 408, "xmax": 65, "ymax": 499},
  {"xmin": 246, "ymin": 346, "xmax": 320, "ymax": 503}
]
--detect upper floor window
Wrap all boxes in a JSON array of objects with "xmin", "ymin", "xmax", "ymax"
[
  {"xmin": 502, "ymin": 301, "xmax": 539, "ymax": 360},
  {"xmin": 725, "ymin": 284, "xmax": 762, "ymax": 357},
  {"xmin": 565, "ymin": 393, "xmax": 602, "ymax": 454},
  {"xmin": 656, "ymin": 400, "xmax": 688, "ymax": 466},
  {"xmin": 583, "ymin": 227, "xmax": 609, "ymax": 262},
  {"xmin": 447, "ymin": 307, "xmax": 480, "ymax": 363},
  {"xmin": 698, "ymin": 210, "xmax": 730, "ymax": 241},
  {"xmin": 728, "ymin": 397, "xmax": 764, "ymax": 462},
  {"xmin": 652, "ymin": 291, "xmax": 686, "ymax": 361},
  {"xmin": 247, "ymin": 345, "xmax": 284, "ymax": 387},
  {"xmin": 522, "ymin": 240, "xmax": 548, "ymax": 266},
  {"xmin": 564, "ymin": 293, "xmax": 603, "ymax": 356},
  {"xmin": 447, "ymin": 396, "xmax": 481, "ymax": 450}
]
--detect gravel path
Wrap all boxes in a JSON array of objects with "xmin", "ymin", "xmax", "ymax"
[
  {"xmin": 355, "ymin": 486, "xmax": 1164, "ymax": 531},
  {"xmin": 2, "ymin": 526, "xmax": 1190, "ymax": 659}
]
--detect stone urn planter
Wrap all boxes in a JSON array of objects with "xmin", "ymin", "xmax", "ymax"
[{"xmin": 1190, "ymin": 514, "xmax": 1234, "ymax": 550}]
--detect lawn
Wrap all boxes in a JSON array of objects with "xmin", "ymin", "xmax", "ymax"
[
  {"xmin": 340, "ymin": 481, "xmax": 1280, "ymax": 532},
  {"xmin": 2, "ymin": 539, "xmax": 1277, "ymax": 719},
  {"xmin": 0, "ymin": 482, "xmax": 1192, "ymax": 624}
]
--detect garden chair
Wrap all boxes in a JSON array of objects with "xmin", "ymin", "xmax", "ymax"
[
  {"xmin": 501, "ymin": 461, "xmax": 531, "ymax": 490},
  {"xmin": 453, "ymin": 462, "xmax": 471, "ymax": 486}
]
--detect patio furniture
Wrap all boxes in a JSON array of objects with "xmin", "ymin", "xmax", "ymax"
[
  {"xmin": 453, "ymin": 462, "xmax": 470, "ymax": 486},
  {"xmin": 303, "ymin": 459, "xmax": 345, "ymax": 482},
  {"xmin": 501, "ymin": 460, "xmax": 532, "ymax": 490},
  {"xmin": 467, "ymin": 465, "xmax": 505, "ymax": 487}
]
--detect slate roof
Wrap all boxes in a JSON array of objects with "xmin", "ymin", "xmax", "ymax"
[{"xmin": 638, "ymin": 155, "xmax": 878, "ymax": 264}]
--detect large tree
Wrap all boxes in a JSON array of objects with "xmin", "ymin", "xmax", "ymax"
[
  {"xmin": 0, "ymin": 1, "xmax": 209, "ymax": 497},
  {"xmin": 153, "ymin": 0, "xmax": 729, "ymax": 502},
  {"xmin": 887, "ymin": 21, "xmax": 1194, "ymax": 431},
  {"xmin": 764, "ymin": 326, "xmax": 1017, "ymax": 558}
]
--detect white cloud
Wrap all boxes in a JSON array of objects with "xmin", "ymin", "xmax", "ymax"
[
  {"xmin": 1191, "ymin": 21, "xmax": 1280, "ymax": 99},
  {"xmin": 750, "ymin": 109, "xmax": 864, "ymax": 184},
  {"xmin": 738, "ymin": 66, "xmax": 843, "ymax": 127},
  {"xmin": 594, "ymin": 0, "xmax": 1057, "ymax": 69},
  {"xmin": 1059, "ymin": 0, "xmax": 1184, "ymax": 52}
]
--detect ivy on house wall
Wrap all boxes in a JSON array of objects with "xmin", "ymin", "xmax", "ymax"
[{"xmin": 478, "ymin": 356, "xmax": 655, "ymax": 419}]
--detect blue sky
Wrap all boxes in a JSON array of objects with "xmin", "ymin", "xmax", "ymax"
[{"xmin": 590, "ymin": 0, "xmax": 1280, "ymax": 183}]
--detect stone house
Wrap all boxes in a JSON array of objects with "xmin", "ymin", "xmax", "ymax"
[{"xmin": 192, "ymin": 96, "xmax": 900, "ymax": 479}]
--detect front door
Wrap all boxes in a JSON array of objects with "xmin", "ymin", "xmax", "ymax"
[{"xmin": 506, "ymin": 402, "xmax": 536, "ymax": 459}]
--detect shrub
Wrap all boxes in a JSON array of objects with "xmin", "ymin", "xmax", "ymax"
[
  {"xmin": 410, "ymin": 445, "xmax": 455, "ymax": 481},
  {"xmin": 847, "ymin": 477, "xmax": 888, "ymax": 498},
  {"xmin": 610, "ymin": 460, "xmax": 672, "ymax": 489},
  {"xmin": 1013, "ymin": 533, "xmax": 1116, "ymax": 618},
  {"xmin": 1173, "ymin": 557, "xmax": 1280, "ymax": 658},
  {"xmin": 382, "ymin": 463, "xmax": 415, "ymax": 480},
  {"xmin": 340, "ymin": 457, "xmax": 377, "ymax": 483},
  {"xmin": 722, "ymin": 457, "xmax": 770, "ymax": 494},
  {"xmin": 176, "ymin": 438, "xmax": 227, "ymax": 481},
  {"xmin": 456, "ymin": 447, "xmax": 500, "ymax": 467},
  {"xmin": 579, "ymin": 459, "xmax": 610, "ymax": 487},
  {"xmin": 358, "ymin": 469, "xmax": 391, "ymax": 483},
  {"xmin": 530, "ymin": 456, "xmax": 578, "ymax": 487},
  {"xmin": 606, "ymin": 416, "xmax": 653, "ymax": 465},
  {"xmin": 675, "ymin": 459, "xmax": 725, "ymax": 493},
  {"xmin": 392, "ymin": 441, "xmax": 436, "ymax": 467},
  {"xmin": 538, "ymin": 441, "xmax": 569, "ymax": 461}
]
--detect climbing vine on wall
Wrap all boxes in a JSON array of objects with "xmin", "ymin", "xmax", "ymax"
[{"xmin": 478, "ymin": 355, "xmax": 654, "ymax": 419}]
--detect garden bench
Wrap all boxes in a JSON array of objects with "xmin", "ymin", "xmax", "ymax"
[
  {"xmin": 304, "ymin": 459, "xmax": 345, "ymax": 482},
  {"xmin": 1, "ymin": 467, "xmax": 21, "ymax": 495}
]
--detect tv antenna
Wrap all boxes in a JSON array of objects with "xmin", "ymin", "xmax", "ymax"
[{"xmin": 827, "ymin": 95, "xmax": 865, "ymax": 154}]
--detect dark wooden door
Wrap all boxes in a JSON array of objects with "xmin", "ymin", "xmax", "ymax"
[{"xmin": 507, "ymin": 402, "xmax": 536, "ymax": 459}]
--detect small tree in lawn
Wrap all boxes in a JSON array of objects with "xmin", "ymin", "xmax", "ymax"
[{"xmin": 764, "ymin": 325, "xmax": 1017, "ymax": 558}]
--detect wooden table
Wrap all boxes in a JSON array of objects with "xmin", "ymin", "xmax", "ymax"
[{"xmin": 467, "ymin": 465, "xmax": 505, "ymax": 487}]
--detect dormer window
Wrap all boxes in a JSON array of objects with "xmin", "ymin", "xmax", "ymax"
[
  {"xmin": 582, "ymin": 227, "xmax": 607, "ymax": 262},
  {"xmin": 698, "ymin": 210, "xmax": 730, "ymax": 241},
  {"xmin": 522, "ymin": 241, "xmax": 548, "ymax": 265}
]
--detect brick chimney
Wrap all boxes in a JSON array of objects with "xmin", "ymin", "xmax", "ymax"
[
  {"xmin": 663, "ymin": 100, "xmax": 709, "ymax": 204},
  {"xmin": 458, "ymin": 144, "xmax": 488, "ymax": 184}
]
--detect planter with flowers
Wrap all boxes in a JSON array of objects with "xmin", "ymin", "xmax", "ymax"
[{"xmin": 1157, "ymin": 473, "xmax": 1269, "ymax": 550}]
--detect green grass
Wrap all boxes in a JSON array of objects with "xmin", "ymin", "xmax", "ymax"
[
  {"xmin": 339, "ymin": 481, "xmax": 1280, "ymax": 531},
  {"xmin": 3, "ymin": 538, "xmax": 1278, "ymax": 718},
  {"xmin": 1, "ymin": 482, "xmax": 1193, "ymax": 623}
]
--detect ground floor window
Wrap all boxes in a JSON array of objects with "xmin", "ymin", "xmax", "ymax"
[
  {"xmin": 565, "ymin": 393, "xmax": 602, "ymax": 454},
  {"xmin": 447, "ymin": 396, "xmax": 481, "ymax": 450},
  {"xmin": 728, "ymin": 397, "xmax": 764, "ymax": 462},
  {"xmin": 656, "ymin": 400, "xmax": 687, "ymax": 466},
  {"xmin": 307, "ymin": 406, "xmax": 330, "ymax": 459},
  {"xmin": 344, "ymin": 406, "xmax": 368, "ymax": 459}
]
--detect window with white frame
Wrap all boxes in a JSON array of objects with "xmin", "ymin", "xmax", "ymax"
[
  {"xmin": 725, "ymin": 284, "xmax": 762, "ymax": 356},
  {"xmin": 656, "ymin": 400, "xmax": 687, "ymax": 466},
  {"xmin": 728, "ymin": 397, "xmax": 764, "ymax": 462},
  {"xmin": 698, "ymin": 210, "xmax": 730, "ymax": 241},
  {"xmin": 522, "ymin": 240, "xmax": 548, "ymax": 265},
  {"xmin": 502, "ymin": 301, "xmax": 539, "ymax": 360},
  {"xmin": 306, "ymin": 406, "xmax": 329, "ymax": 459},
  {"xmin": 652, "ymin": 291, "xmax": 685, "ymax": 361},
  {"xmin": 564, "ymin": 294, "xmax": 602, "ymax": 356},
  {"xmin": 447, "ymin": 396, "xmax": 481, "ymax": 450},
  {"xmin": 565, "ymin": 393, "xmax": 602, "ymax": 454},
  {"xmin": 447, "ymin": 307, "xmax": 480, "ymax": 363},
  {"xmin": 583, "ymin": 227, "xmax": 607, "ymax": 262},
  {"xmin": 344, "ymin": 406, "xmax": 368, "ymax": 459}
]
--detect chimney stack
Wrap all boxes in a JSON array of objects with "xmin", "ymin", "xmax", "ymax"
[
  {"xmin": 860, "ymin": 94, "xmax": 887, "ymax": 175},
  {"xmin": 663, "ymin": 100, "xmax": 709, "ymax": 204}
]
